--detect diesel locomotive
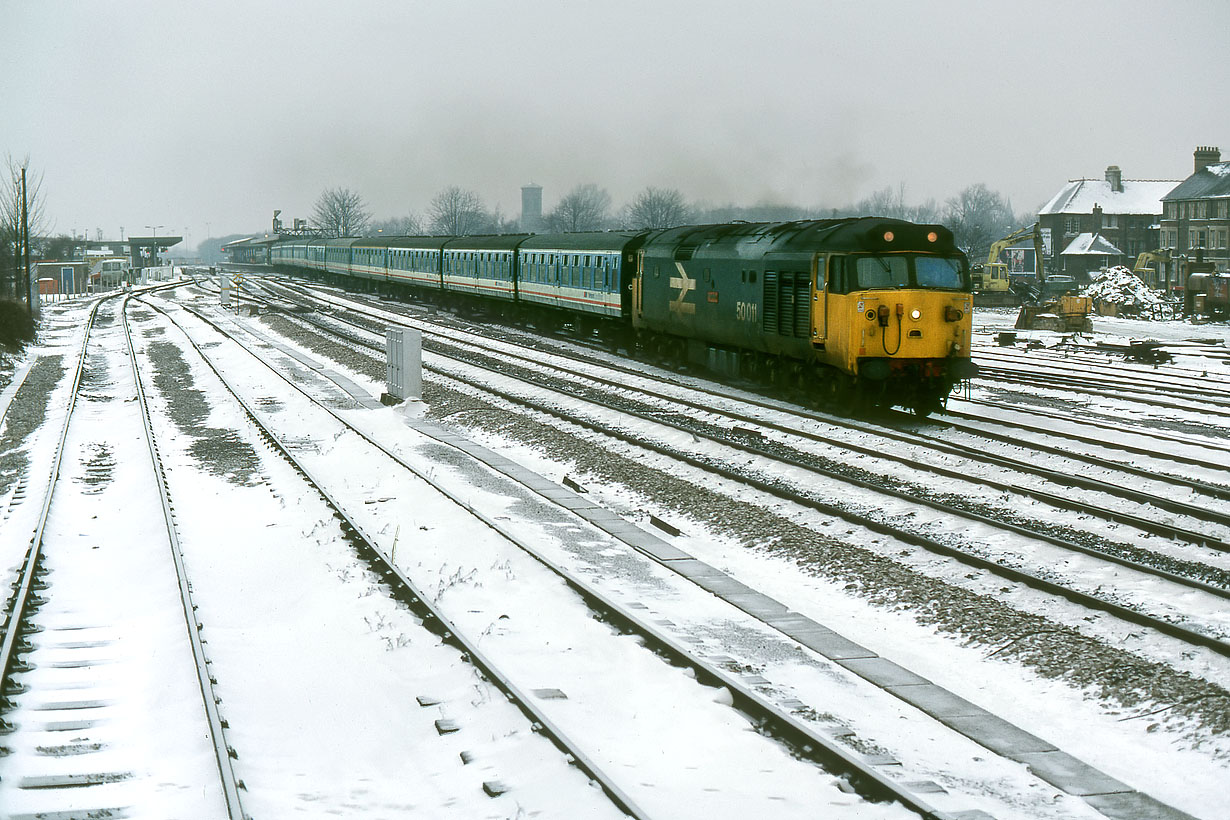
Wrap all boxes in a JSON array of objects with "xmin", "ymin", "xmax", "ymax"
[{"xmin": 268, "ymin": 217, "xmax": 976, "ymax": 415}]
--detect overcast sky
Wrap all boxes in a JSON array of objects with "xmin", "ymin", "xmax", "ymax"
[{"xmin": 4, "ymin": 0, "xmax": 1228, "ymax": 247}]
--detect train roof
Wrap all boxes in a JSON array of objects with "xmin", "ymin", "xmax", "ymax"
[
  {"xmin": 351, "ymin": 235, "xmax": 453, "ymax": 251},
  {"xmin": 520, "ymin": 230, "xmax": 648, "ymax": 252},
  {"xmin": 444, "ymin": 234, "xmax": 532, "ymax": 251},
  {"xmin": 642, "ymin": 217, "xmax": 960, "ymax": 258}
]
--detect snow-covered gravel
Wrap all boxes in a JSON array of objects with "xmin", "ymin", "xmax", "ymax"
[{"xmin": 2, "ymin": 283, "xmax": 1227, "ymax": 819}]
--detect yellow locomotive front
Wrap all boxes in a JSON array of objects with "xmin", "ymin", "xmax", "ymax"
[{"xmin": 816, "ymin": 242, "xmax": 976, "ymax": 414}]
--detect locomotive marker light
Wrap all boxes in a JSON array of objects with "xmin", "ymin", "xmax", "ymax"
[{"xmin": 910, "ymin": 308, "xmax": 921, "ymax": 320}]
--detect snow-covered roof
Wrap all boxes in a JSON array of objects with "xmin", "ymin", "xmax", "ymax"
[
  {"xmin": 1162, "ymin": 161, "xmax": 1230, "ymax": 201},
  {"xmin": 1061, "ymin": 232, "xmax": 1124, "ymax": 256},
  {"xmin": 1039, "ymin": 178, "xmax": 1179, "ymax": 215}
]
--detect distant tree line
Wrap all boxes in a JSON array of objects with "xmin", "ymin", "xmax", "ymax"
[{"xmin": 304, "ymin": 179, "xmax": 1028, "ymax": 263}]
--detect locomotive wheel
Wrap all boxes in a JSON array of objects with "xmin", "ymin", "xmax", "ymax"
[
  {"xmin": 823, "ymin": 375, "xmax": 851, "ymax": 413},
  {"xmin": 911, "ymin": 389, "xmax": 944, "ymax": 418}
]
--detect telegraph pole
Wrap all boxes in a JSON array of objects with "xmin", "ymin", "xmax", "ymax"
[{"xmin": 20, "ymin": 166, "xmax": 31, "ymax": 311}]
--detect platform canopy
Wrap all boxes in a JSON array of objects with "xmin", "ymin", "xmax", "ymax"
[{"xmin": 127, "ymin": 236, "xmax": 182, "ymax": 267}]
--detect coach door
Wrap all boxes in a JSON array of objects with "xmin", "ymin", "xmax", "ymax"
[
  {"xmin": 631, "ymin": 249, "xmax": 645, "ymax": 322},
  {"xmin": 811, "ymin": 253, "xmax": 827, "ymax": 343}
]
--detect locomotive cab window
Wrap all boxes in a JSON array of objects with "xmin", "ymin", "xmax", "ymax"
[
  {"xmin": 856, "ymin": 256, "xmax": 909, "ymax": 289},
  {"xmin": 914, "ymin": 257, "xmax": 964, "ymax": 289},
  {"xmin": 847, "ymin": 254, "xmax": 969, "ymax": 291}
]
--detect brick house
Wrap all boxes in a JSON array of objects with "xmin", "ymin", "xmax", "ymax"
[
  {"xmin": 1159, "ymin": 147, "xmax": 1230, "ymax": 277},
  {"xmin": 1038, "ymin": 166, "xmax": 1179, "ymax": 282}
]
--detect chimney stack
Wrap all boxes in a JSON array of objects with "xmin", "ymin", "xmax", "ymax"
[
  {"xmin": 1105, "ymin": 165, "xmax": 1123, "ymax": 193},
  {"xmin": 1194, "ymin": 146, "xmax": 1221, "ymax": 173},
  {"xmin": 1092, "ymin": 204, "xmax": 1103, "ymax": 234}
]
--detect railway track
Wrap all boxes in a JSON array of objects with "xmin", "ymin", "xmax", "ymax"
[
  {"xmin": 263, "ymin": 278, "xmax": 1230, "ymax": 510},
  {"xmin": 0, "ymin": 291, "xmax": 243, "ymax": 818},
  {"xmin": 976, "ymin": 343, "xmax": 1230, "ymax": 399},
  {"xmin": 258, "ymin": 283, "xmax": 1230, "ymax": 609},
  {"xmin": 972, "ymin": 363, "xmax": 1230, "ymax": 416},
  {"xmin": 196, "ymin": 273, "xmax": 1220, "ymax": 819},
  {"xmin": 140, "ymin": 292, "xmax": 957, "ymax": 819},
  {"xmin": 934, "ymin": 402, "xmax": 1230, "ymax": 483}
]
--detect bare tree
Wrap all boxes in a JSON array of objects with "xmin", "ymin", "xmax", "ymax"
[
  {"xmin": 368, "ymin": 214, "xmax": 423, "ymax": 237},
  {"xmin": 910, "ymin": 198, "xmax": 942, "ymax": 224},
  {"xmin": 693, "ymin": 201, "xmax": 818, "ymax": 223},
  {"xmin": 856, "ymin": 184, "xmax": 910, "ymax": 219},
  {"xmin": 943, "ymin": 183, "xmax": 1015, "ymax": 259},
  {"xmin": 622, "ymin": 187, "xmax": 690, "ymax": 230},
  {"xmin": 480, "ymin": 205, "xmax": 519, "ymax": 235},
  {"xmin": 312, "ymin": 187, "xmax": 371, "ymax": 237},
  {"xmin": 2, "ymin": 155, "xmax": 50, "ymax": 302},
  {"xmin": 427, "ymin": 187, "xmax": 488, "ymax": 236},
  {"xmin": 547, "ymin": 184, "xmax": 611, "ymax": 232},
  {"xmin": 852, "ymin": 184, "xmax": 941, "ymax": 224}
]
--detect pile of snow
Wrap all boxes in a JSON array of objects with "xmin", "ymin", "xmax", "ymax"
[{"xmin": 1082, "ymin": 266, "xmax": 1162, "ymax": 308}]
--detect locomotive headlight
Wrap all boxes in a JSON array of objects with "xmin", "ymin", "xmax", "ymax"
[{"xmin": 910, "ymin": 308, "xmax": 921, "ymax": 320}]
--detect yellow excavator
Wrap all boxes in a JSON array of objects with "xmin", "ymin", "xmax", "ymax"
[
  {"xmin": 972, "ymin": 223, "xmax": 1044, "ymax": 294},
  {"xmin": 1132, "ymin": 249, "xmax": 1172, "ymax": 291}
]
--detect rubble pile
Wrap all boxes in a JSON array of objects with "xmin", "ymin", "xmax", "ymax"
[{"xmin": 1082, "ymin": 266, "xmax": 1162, "ymax": 311}]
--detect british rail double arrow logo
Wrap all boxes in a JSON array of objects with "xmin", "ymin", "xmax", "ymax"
[{"xmin": 670, "ymin": 262, "xmax": 696, "ymax": 315}]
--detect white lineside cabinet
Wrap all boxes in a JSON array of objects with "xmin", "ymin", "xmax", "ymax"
[{"xmin": 385, "ymin": 327, "xmax": 422, "ymax": 401}]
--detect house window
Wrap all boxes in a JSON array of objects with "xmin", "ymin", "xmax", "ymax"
[{"xmin": 1065, "ymin": 216, "xmax": 1081, "ymax": 234}]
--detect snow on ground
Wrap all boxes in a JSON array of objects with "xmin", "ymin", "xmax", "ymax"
[
  {"xmin": 974, "ymin": 305, "xmax": 1230, "ymax": 346},
  {"xmin": 1, "ymin": 289, "xmax": 1228, "ymax": 819}
]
